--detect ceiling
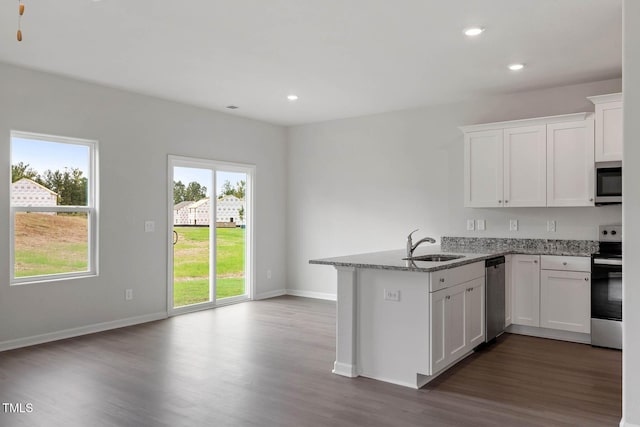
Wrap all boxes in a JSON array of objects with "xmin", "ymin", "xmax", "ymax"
[{"xmin": 0, "ymin": 0, "xmax": 622, "ymax": 126}]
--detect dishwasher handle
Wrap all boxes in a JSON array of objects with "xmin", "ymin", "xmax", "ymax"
[{"xmin": 485, "ymin": 256, "xmax": 505, "ymax": 268}]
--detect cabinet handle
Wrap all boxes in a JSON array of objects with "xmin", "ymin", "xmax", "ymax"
[
  {"xmin": 446, "ymin": 295, "xmax": 451, "ymax": 300},
  {"xmin": 585, "ymin": 277, "xmax": 589, "ymax": 281},
  {"xmin": 590, "ymin": 198, "xmax": 594, "ymax": 202},
  {"xmin": 505, "ymin": 200, "xmax": 509, "ymax": 204},
  {"xmin": 534, "ymin": 260, "xmax": 538, "ymax": 263},
  {"xmin": 440, "ymin": 278, "xmax": 445, "ymax": 283},
  {"xmin": 563, "ymin": 262, "xmax": 567, "ymax": 266},
  {"xmin": 498, "ymin": 200, "xmax": 502, "ymax": 203}
]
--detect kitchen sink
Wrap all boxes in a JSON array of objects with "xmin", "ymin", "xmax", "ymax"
[{"xmin": 403, "ymin": 254, "xmax": 465, "ymax": 262}]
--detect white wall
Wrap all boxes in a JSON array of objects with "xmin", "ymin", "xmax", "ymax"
[
  {"xmin": 623, "ymin": 1, "xmax": 639, "ymax": 425},
  {"xmin": 0, "ymin": 63, "xmax": 287, "ymax": 344},
  {"xmin": 287, "ymin": 79, "xmax": 622, "ymax": 297}
]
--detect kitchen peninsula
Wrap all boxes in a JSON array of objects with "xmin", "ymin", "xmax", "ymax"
[{"xmin": 310, "ymin": 237, "xmax": 598, "ymax": 389}]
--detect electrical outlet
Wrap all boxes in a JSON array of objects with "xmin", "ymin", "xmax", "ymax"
[
  {"xmin": 477, "ymin": 219, "xmax": 486, "ymax": 231},
  {"xmin": 467, "ymin": 219, "xmax": 475, "ymax": 231},
  {"xmin": 384, "ymin": 289, "xmax": 400, "ymax": 302},
  {"xmin": 547, "ymin": 220, "xmax": 556, "ymax": 232},
  {"xmin": 509, "ymin": 219, "xmax": 518, "ymax": 231},
  {"xmin": 144, "ymin": 221, "xmax": 155, "ymax": 233},
  {"xmin": 267, "ymin": 269, "xmax": 272, "ymax": 279},
  {"xmin": 125, "ymin": 289, "xmax": 133, "ymax": 301}
]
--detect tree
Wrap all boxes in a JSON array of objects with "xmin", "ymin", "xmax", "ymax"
[
  {"xmin": 173, "ymin": 180, "xmax": 186, "ymax": 204},
  {"xmin": 11, "ymin": 162, "xmax": 38, "ymax": 183},
  {"xmin": 219, "ymin": 179, "xmax": 246, "ymax": 199},
  {"xmin": 184, "ymin": 181, "xmax": 207, "ymax": 202},
  {"xmin": 38, "ymin": 167, "xmax": 87, "ymax": 206},
  {"xmin": 238, "ymin": 206, "xmax": 245, "ymax": 223}
]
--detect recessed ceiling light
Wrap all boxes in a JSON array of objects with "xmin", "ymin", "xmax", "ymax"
[
  {"xmin": 508, "ymin": 63, "xmax": 525, "ymax": 71},
  {"xmin": 287, "ymin": 94, "xmax": 299, "ymax": 101},
  {"xmin": 464, "ymin": 27, "xmax": 485, "ymax": 37}
]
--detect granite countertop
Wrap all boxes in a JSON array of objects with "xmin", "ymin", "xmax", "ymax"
[
  {"xmin": 309, "ymin": 237, "xmax": 598, "ymax": 273},
  {"xmin": 309, "ymin": 246, "xmax": 497, "ymax": 273}
]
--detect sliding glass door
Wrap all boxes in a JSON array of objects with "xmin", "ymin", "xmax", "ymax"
[{"xmin": 168, "ymin": 156, "xmax": 253, "ymax": 314}]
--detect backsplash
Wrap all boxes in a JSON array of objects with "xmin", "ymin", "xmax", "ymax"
[{"xmin": 441, "ymin": 236, "xmax": 599, "ymax": 256}]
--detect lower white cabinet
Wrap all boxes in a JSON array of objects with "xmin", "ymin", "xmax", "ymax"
[
  {"xmin": 430, "ymin": 277, "xmax": 484, "ymax": 375},
  {"xmin": 505, "ymin": 255, "xmax": 512, "ymax": 327},
  {"xmin": 511, "ymin": 255, "xmax": 541, "ymax": 327},
  {"xmin": 540, "ymin": 270, "xmax": 591, "ymax": 333}
]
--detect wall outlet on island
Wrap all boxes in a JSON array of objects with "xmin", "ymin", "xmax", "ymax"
[
  {"xmin": 547, "ymin": 220, "xmax": 557, "ymax": 232},
  {"xmin": 509, "ymin": 219, "xmax": 518, "ymax": 231},
  {"xmin": 384, "ymin": 289, "xmax": 400, "ymax": 302}
]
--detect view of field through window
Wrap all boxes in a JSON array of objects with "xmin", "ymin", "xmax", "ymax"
[
  {"xmin": 172, "ymin": 167, "xmax": 247, "ymax": 307},
  {"xmin": 11, "ymin": 136, "xmax": 92, "ymax": 279}
]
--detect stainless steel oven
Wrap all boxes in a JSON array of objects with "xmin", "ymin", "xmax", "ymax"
[
  {"xmin": 591, "ymin": 225, "xmax": 622, "ymax": 349},
  {"xmin": 595, "ymin": 161, "xmax": 622, "ymax": 205}
]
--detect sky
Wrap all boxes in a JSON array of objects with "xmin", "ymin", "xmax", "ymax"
[
  {"xmin": 12, "ymin": 136, "xmax": 245, "ymax": 197},
  {"xmin": 12, "ymin": 137, "xmax": 89, "ymax": 175}
]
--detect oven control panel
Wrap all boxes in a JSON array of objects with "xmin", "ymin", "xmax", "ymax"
[{"xmin": 599, "ymin": 225, "xmax": 622, "ymax": 243}]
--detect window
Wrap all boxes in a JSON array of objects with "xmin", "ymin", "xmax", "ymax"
[{"xmin": 10, "ymin": 131, "xmax": 98, "ymax": 284}]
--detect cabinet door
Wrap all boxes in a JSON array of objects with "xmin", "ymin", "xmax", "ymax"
[
  {"xmin": 505, "ymin": 255, "xmax": 513, "ymax": 327},
  {"xmin": 464, "ymin": 130, "xmax": 504, "ymax": 207},
  {"xmin": 546, "ymin": 120, "xmax": 595, "ymax": 207},
  {"xmin": 430, "ymin": 288, "xmax": 447, "ymax": 374},
  {"xmin": 511, "ymin": 255, "xmax": 540, "ymax": 327},
  {"xmin": 430, "ymin": 284, "xmax": 467, "ymax": 375},
  {"xmin": 503, "ymin": 126, "xmax": 547, "ymax": 207},
  {"xmin": 595, "ymin": 101, "xmax": 623, "ymax": 162},
  {"xmin": 540, "ymin": 270, "xmax": 591, "ymax": 333},
  {"xmin": 465, "ymin": 277, "xmax": 485, "ymax": 348},
  {"xmin": 445, "ymin": 285, "xmax": 467, "ymax": 363}
]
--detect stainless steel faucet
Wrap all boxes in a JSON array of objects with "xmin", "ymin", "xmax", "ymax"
[{"xmin": 406, "ymin": 229, "xmax": 436, "ymax": 258}]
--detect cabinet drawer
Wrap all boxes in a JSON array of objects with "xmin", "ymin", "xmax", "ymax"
[
  {"xmin": 540, "ymin": 255, "xmax": 590, "ymax": 272},
  {"xmin": 430, "ymin": 261, "xmax": 485, "ymax": 292}
]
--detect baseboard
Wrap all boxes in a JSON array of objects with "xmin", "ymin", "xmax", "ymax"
[
  {"xmin": 254, "ymin": 288, "xmax": 287, "ymax": 300},
  {"xmin": 620, "ymin": 419, "xmax": 640, "ymax": 427},
  {"xmin": 0, "ymin": 312, "xmax": 168, "ymax": 352},
  {"xmin": 332, "ymin": 361, "xmax": 358, "ymax": 378},
  {"xmin": 506, "ymin": 324, "xmax": 591, "ymax": 344},
  {"xmin": 286, "ymin": 289, "xmax": 337, "ymax": 301}
]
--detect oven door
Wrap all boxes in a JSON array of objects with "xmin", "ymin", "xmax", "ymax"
[{"xmin": 591, "ymin": 257, "xmax": 622, "ymax": 321}]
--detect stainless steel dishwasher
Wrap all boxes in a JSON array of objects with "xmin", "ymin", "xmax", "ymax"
[{"xmin": 485, "ymin": 256, "xmax": 506, "ymax": 343}]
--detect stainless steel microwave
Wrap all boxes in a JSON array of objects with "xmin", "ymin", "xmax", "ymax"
[{"xmin": 595, "ymin": 161, "xmax": 622, "ymax": 205}]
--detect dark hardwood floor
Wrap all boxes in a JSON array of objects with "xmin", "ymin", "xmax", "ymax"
[{"xmin": 0, "ymin": 296, "xmax": 621, "ymax": 426}]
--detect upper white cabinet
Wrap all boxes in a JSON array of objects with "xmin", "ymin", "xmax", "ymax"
[
  {"xmin": 588, "ymin": 93, "xmax": 623, "ymax": 162},
  {"xmin": 546, "ymin": 119, "xmax": 595, "ymax": 207},
  {"xmin": 461, "ymin": 113, "xmax": 594, "ymax": 208},
  {"xmin": 464, "ymin": 130, "xmax": 504, "ymax": 207}
]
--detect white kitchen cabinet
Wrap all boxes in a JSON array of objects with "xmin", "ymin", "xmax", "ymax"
[
  {"xmin": 505, "ymin": 255, "xmax": 513, "ymax": 327},
  {"xmin": 464, "ymin": 130, "xmax": 503, "ymax": 207},
  {"xmin": 461, "ymin": 113, "xmax": 593, "ymax": 208},
  {"xmin": 465, "ymin": 277, "xmax": 485, "ymax": 348},
  {"xmin": 430, "ymin": 276, "xmax": 485, "ymax": 375},
  {"xmin": 511, "ymin": 255, "xmax": 540, "ymax": 327},
  {"xmin": 540, "ymin": 266, "xmax": 591, "ymax": 334},
  {"xmin": 589, "ymin": 93, "xmax": 623, "ymax": 162},
  {"xmin": 503, "ymin": 125, "xmax": 547, "ymax": 207},
  {"xmin": 546, "ymin": 119, "xmax": 595, "ymax": 207}
]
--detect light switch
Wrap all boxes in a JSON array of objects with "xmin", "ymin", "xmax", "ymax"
[
  {"xmin": 144, "ymin": 221, "xmax": 155, "ymax": 233},
  {"xmin": 509, "ymin": 219, "xmax": 518, "ymax": 231},
  {"xmin": 467, "ymin": 219, "xmax": 475, "ymax": 231},
  {"xmin": 477, "ymin": 219, "xmax": 486, "ymax": 231}
]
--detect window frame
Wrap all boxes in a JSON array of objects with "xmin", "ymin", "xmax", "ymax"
[{"xmin": 9, "ymin": 130, "xmax": 99, "ymax": 285}]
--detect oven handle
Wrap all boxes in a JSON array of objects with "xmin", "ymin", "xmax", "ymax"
[{"xmin": 593, "ymin": 258, "xmax": 623, "ymax": 266}]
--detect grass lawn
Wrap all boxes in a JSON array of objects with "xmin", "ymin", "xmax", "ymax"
[
  {"xmin": 14, "ymin": 213, "xmax": 88, "ymax": 277},
  {"xmin": 173, "ymin": 226, "xmax": 245, "ymax": 307}
]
